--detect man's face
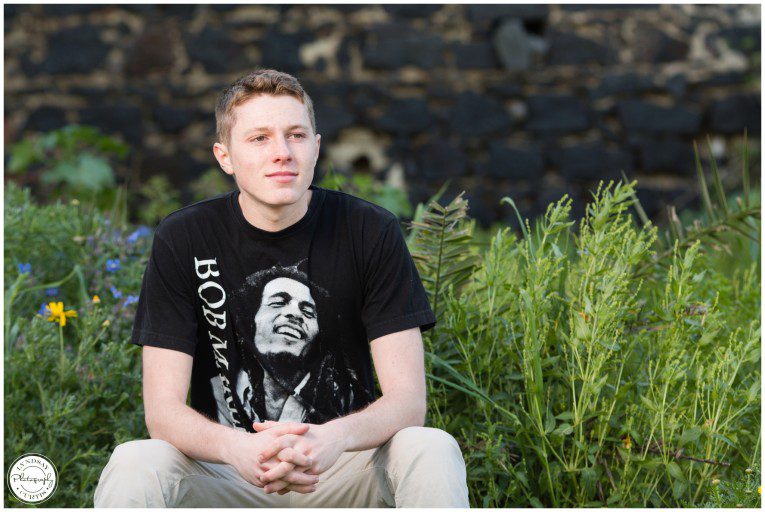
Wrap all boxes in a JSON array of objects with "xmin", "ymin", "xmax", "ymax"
[
  {"xmin": 214, "ymin": 94, "xmax": 321, "ymax": 208},
  {"xmin": 254, "ymin": 277, "xmax": 319, "ymax": 357}
]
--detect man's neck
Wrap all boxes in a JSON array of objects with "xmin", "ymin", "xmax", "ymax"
[{"xmin": 238, "ymin": 189, "xmax": 312, "ymax": 232}]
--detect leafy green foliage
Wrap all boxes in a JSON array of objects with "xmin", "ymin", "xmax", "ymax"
[
  {"xmin": 135, "ymin": 175, "xmax": 182, "ymax": 226},
  {"xmin": 415, "ymin": 178, "xmax": 760, "ymax": 507},
  {"xmin": 8, "ymin": 125, "xmax": 129, "ymax": 208},
  {"xmin": 190, "ymin": 168, "xmax": 236, "ymax": 202},
  {"xmin": 4, "ymin": 183, "xmax": 149, "ymax": 507},
  {"xmin": 318, "ymin": 166, "xmax": 413, "ymax": 218},
  {"xmin": 696, "ymin": 464, "xmax": 762, "ymax": 508}
]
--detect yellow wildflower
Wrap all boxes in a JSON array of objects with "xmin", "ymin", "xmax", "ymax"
[
  {"xmin": 46, "ymin": 302, "xmax": 77, "ymax": 327},
  {"xmin": 579, "ymin": 311, "xmax": 589, "ymax": 321},
  {"xmin": 623, "ymin": 434, "xmax": 631, "ymax": 450},
  {"xmin": 758, "ymin": 485, "xmax": 761, "ymax": 495},
  {"xmin": 92, "ymin": 295, "xmax": 101, "ymax": 304},
  {"xmin": 102, "ymin": 319, "xmax": 111, "ymax": 327},
  {"xmin": 712, "ymin": 479, "xmax": 721, "ymax": 485},
  {"xmin": 745, "ymin": 468, "xmax": 752, "ymax": 474}
]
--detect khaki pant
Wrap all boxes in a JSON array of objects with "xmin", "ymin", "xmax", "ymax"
[{"xmin": 93, "ymin": 426, "xmax": 469, "ymax": 507}]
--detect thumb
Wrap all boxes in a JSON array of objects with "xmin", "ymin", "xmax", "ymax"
[{"xmin": 252, "ymin": 421, "xmax": 277, "ymax": 431}]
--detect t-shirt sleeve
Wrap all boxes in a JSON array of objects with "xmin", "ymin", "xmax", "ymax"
[
  {"xmin": 130, "ymin": 225, "xmax": 198, "ymax": 356},
  {"xmin": 361, "ymin": 216, "xmax": 436, "ymax": 342}
]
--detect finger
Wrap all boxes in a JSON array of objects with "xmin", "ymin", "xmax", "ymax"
[
  {"xmin": 283, "ymin": 483, "xmax": 318, "ymax": 494},
  {"xmin": 278, "ymin": 447, "xmax": 312, "ymax": 467},
  {"xmin": 271, "ymin": 422, "xmax": 309, "ymax": 437},
  {"xmin": 258, "ymin": 435, "xmax": 302, "ymax": 463},
  {"xmin": 263, "ymin": 479, "xmax": 291, "ymax": 494},
  {"xmin": 261, "ymin": 461, "xmax": 295, "ymax": 483},
  {"xmin": 281, "ymin": 470, "xmax": 320, "ymax": 486},
  {"xmin": 252, "ymin": 420, "xmax": 279, "ymax": 432}
]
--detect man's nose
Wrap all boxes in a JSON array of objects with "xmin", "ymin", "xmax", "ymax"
[{"xmin": 271, "ymin": 135, "xmax": 292, "ymax": 163}]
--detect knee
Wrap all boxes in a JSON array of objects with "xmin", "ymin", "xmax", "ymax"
[
  {"xmin": 109, "ymin": 438, "xmax": 185, "ymax": 474},
  {"xmin": 390, "ymin": 427, "xmax": 463, "ymax": 461}
]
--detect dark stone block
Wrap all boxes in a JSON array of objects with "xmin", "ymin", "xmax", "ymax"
[
  {"xmin": 314, "ymin": 103, "xmax": 356, "ymax": 139},
  {"xmin": 716, "ymin": 25, "xmax": 760, "ymax": 52},
  {"xmin": 462, "ymin": 189, "xmax": 497, "ymax": 226},
  {"xmin": 302, "ymin": 81, "xmax": 352, "ymax": 103},
  {"xmin": 696, "ymin": 71, "xmax": 747, "ymax": 87},
  {"xmin": 383, "ymin": 5, "xmax": 442, "ymax": 18},
  {"xmin": 68, "ymin": 87, "xmax": 110, "ymax": 99},
  {"xmin": 452, "ymin": 42, "xmax": 499, "ymax": 69},
  {"xmin": 125, "ymin": 25, "xmax": 176, "ymax": 77},
  {"xmin": 468, "ymin": 5, "xmax": 549, "ymax": 27},
  {"xmin": 486, "ymin": 81, "xmax": 524, "ymax": 97},
  {"xmin": 351, "ymin": 84, "xmax": 389, "ymax": 111},
  {"xmin": 41, "ymin": 5, "xmax": 105, "ymax": 15},
  {"xmin": 153, "ymin": 106, "xmax": 199, "ymax": 133},
  {"xmin": 710, "ymin": 94, "xmax": 761, "ymax": 133},
  {"xmin": 527, "ymin": 95, "xmax": 590, "ymax": 132},
  {"xmin": 363, "ymin": 23, "xmax": 444, "ymax": 69},
  {"xmin": 374, "ymin": 98, "xmax": 433, "ymax": 135},
  {"xmin": 619, "ymin": 100, "xmax": 701, "ymax": 134},
  {"xmin": 560, "ymin": 4, "xmax": 655, "ymax": 11},
  {"xmin": 414, "ymin": 141, "xmax": 468, "ymax": 179},
  {"xmin": 156, "ymin": 5, "xmax": 198, "ymax": 17},
  {"xmin": 39, "ymin": 26, "xmax": 109, "ymax": 74},
  {"xmin": 664, "ymin": 74, "xmax": 687, "ymax": 98},
  {"xmin": 634, "ymin": 137, "xmax": 695, "ymax": 174},
  {"xmin": 550, "ymin": 142, "xmax": 632, "ymax": 181},
  {"xmin": 24, "ymin": 107, "xmax": 67, "ymax": 133},
  {"xmin": 591, "ymin": 72, "xmax": 655, "ymax": 98},
  {"xmin": 141, "ymin": 151, "xmax": 209, "ymax": 185},
  {"xmin": 634, "ymin": 186, "xmax": 687, "ymax": 219},
  {"xmin": 79, "ymin": 105, "xmax": 143, "ymax": 145},
  {"xmin": 185, "ymin": 27, "xmax": 244, "ymax": 74},
  {"xmin": 547, "ymin": 30, "xmax": 618, "ymax": 66},
  {"xmin": 632, "ymin": 23, "xmax": 689, "ymax": 63},
  {"xmin": 260, "ymin": 31, "xmax": 306, "ymax": 73},
  {"xmin": 482, "ymin": 142, "xmax": 544, "ymax": 180},
  {"xmin": 5, "ymin": 4, "xmax": 18, "ymax": 20},
  {"xmin": 210, "ymin": 4, "xmax": 239, "ymax": 12},
  {"xmin": 450, "ymin": 92, "xmax": 513, "ymax": 137}
]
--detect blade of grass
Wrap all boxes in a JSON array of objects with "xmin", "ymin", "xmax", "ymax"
[
  {"xmin": 694, "ymin": 141, "xmax": 716, "ymax": 223},
  {"xmin": 705, "ymin": 135, "xmax": 730, "ymax": 216}
]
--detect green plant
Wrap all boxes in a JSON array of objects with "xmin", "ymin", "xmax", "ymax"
[
  {"xmin": 135, "ymin": 175, "xmax": 182, "ymax": 226},
  {"xmin": 410, "ymin": 173, "xmax": 759, "ymax": 506},
  {"xmin": 696, "ymin": 463, "xmax": 761, "ymax": 507},
  {"xmin": 318, "ymin": 165, "xmax": 413, "ymax": 218},
  {"xmin": 190, "ymin": 168, "xmax": 236, "ymax": 202},
  {"xmin": 7, "ymin": 125, "xmax": 129, "ymax": 208},
  {"xmin": 4, "ymin": 183, "xmax": 151, "ymax": 507}
]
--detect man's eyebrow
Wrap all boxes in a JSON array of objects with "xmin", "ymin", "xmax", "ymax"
[
  {"xmin": 244, "ymin": 125, "xmax": 309, "ymax": 134},
  {"xmin": 267, "ymin": 291, "xmax": 292, "ymax": 301},
  {"xmin": 299, "ymin": 300, "xmax": 316, "ymax": 310}
]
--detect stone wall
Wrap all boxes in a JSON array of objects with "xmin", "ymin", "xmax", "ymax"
[{"xmin": 4, "ymin": 4, "xmax": 761, "ymax": 224}]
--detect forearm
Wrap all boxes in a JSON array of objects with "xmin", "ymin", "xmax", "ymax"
[
  {"xmin": 327, "ymin": 392, "xmax": 425, "ymax": 453},
  {"xmin": 146, "ymin": 402, "xmax": 246, "ymax": 465}
]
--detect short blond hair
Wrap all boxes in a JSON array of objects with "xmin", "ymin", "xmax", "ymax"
[{"xmin": 215, "ymin": 69, "xmax": 316, "ymax": 144}]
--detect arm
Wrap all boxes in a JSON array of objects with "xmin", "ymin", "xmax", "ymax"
[
  {"xmin": 142, "ymin": 345, "xmax": 319, "ymax": 491},
  {"xmin": 256, "ymin": 326, "xmax": 426, "ymax": 486}
]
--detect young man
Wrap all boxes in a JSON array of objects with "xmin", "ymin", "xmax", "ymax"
[{"xmin": 93, "ymin": 69, "xmax": 469, "ymax": 507}]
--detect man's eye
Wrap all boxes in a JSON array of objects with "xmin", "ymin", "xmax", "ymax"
[
  {"xmin": 301, "ymin": 307, "xmax": 316, "ymax": 318},
  {"xmin": 290, "ymin": 133, "xmax": 306, "ymax": 139},
  {"xmin": 251, "ymin": 135, "xmax": 267, "ymax": 142},
  {"xmin": 268, "ymin": 300, "xmax": 286, "ymax": 307}
]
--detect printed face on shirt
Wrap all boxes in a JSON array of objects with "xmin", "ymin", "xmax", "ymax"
[
  {"xmin": 254, "ymin": 277, "xmax": 319, "ymax": 357},
  {"xmin": 213, "ymin": 94, "xmax": 320, "ymax": 212}
]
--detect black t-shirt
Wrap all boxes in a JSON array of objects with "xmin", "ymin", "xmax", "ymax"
[{"xmin": 130, "ymin": 185, "xmax": 435, "ymax": 431}]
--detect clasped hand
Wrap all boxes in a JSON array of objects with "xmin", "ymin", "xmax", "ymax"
[{"xmin": 229, "ymin": 420, "xmax": 346, "ymax": 495}]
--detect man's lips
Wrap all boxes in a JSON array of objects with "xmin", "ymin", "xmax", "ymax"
[
  {"xmin": 273, "ymin": 324, "xmax": 306, "ymax": 340},
  {"xmin": 266, "ymin": 172, "xmax": 297, "ymax": 177}
]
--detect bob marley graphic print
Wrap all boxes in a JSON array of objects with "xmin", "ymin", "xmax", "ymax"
[{"xmin": 131, "ymin": 185, "xmax": 436, "ymax": 432}]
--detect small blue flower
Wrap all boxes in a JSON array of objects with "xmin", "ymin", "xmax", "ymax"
[
  {"xmin": 45, "ymin": 287, "xmax": 58, "ymax": 296},
  {"xmin": 110, "ymin": 286, "xmax": 123, "ymax": 299},
  {"xmin": 17, "ymin": 263, "xmax": 31, "ymax": 274},
  {"xmin": 38, "ymin": 302, "xmax": 50, "ymax": 316},
  {"xmin": 126, "ymin": 226, "xmax": 152, "ymax": 244},
  {"xmin": 106, "ymin": 259, "xmax": 121, "ymax": 273},
  {"xmin": 124, "ymin": 295, "xmax": 139, "ymax": 306}
]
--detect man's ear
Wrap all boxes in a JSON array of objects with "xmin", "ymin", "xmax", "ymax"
[{"xmin": 213, "ymin": 142, "xmax": 234, "ymax": 176}]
